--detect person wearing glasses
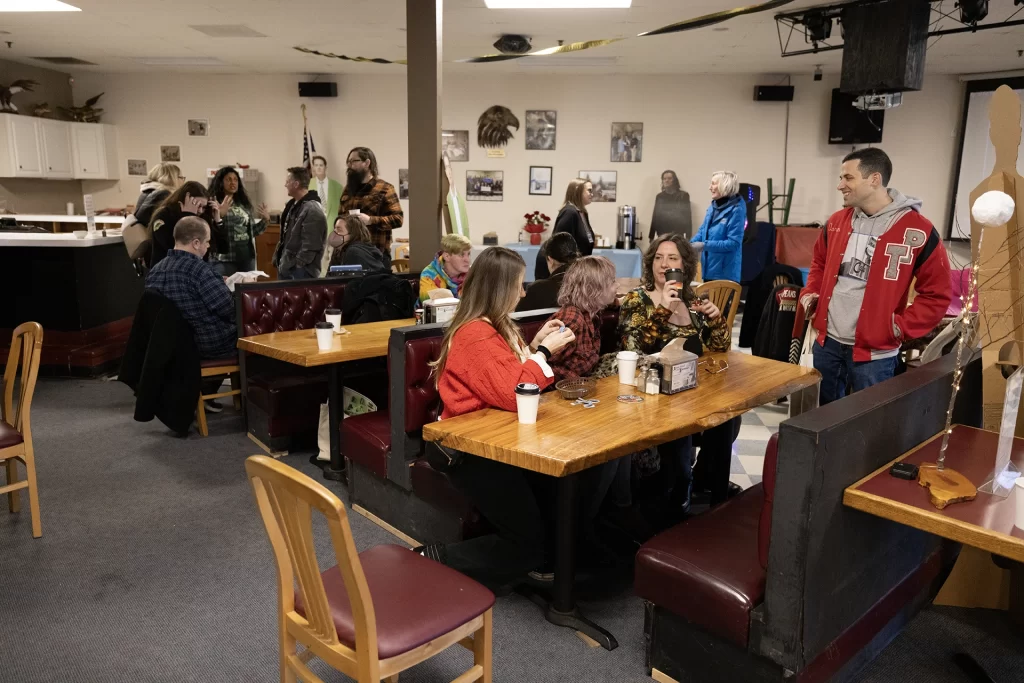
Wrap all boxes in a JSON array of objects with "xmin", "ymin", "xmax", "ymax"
[{"xmin": 338, "ymin": 147, "xmax": 404, "ymax": 269}]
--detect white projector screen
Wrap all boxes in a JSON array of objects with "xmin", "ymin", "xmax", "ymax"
[{"xmin": 952, "ymin": 87, "xmax": 1024, "ymax": 240}]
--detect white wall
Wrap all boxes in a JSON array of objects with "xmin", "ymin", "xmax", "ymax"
[{"xmin": 70, "ymin": 71, "xmax": 964, "ymax": 244}]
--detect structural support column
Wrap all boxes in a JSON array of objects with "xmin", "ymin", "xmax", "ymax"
[{"xmin": 406, "ymin": 0, "xmax": 443, "ymax": 272}]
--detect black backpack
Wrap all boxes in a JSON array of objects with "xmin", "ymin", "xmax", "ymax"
[{"xmin": 342, "ymin": 274, "xmax": 416, "ymax": 324}]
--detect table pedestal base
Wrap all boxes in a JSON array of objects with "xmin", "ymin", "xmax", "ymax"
[{"xmin": 515, "ymin": 585, "xmax": 619, "ymax": 651}]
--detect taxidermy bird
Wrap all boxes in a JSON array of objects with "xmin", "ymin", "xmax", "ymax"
[
  {"xmin": 31, "ymin": 102, "xmax": 51, "ymax": 118},
  {"xmin": 0, "ymin": 80, "xmax": 39, "ymax": 113},
  {"xmin": 59, "ymin": 92, "xmax": 104, "ymax": 123},
  {"xmin": 477, "ymin": 105, "xmax": 520, "ymax": 148}
]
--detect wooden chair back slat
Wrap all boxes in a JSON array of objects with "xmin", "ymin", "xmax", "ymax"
[
  {"xmin": 2, "ymin": 322, "xmax": 43, "ymax": 437},
  {"xmin": 696, "ymin": 280, "xmax": 743, "ymax": 332}
]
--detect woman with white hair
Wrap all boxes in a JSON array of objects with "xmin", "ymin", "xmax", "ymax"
[{"xmin": 691, "ymin": 170, "xmax": 746, "ymax": 283}]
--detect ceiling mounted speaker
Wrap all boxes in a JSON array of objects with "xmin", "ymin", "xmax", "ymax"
[
  {"xmin": 840, "ymin": 0, "xmax": 929, "ymax": 95},
  {"xmin": 298, "ymin": 82, "xmax": 337, "ymax": 98},
  {"xmin": 493, "ymin": 34, "xmax": 532, "ymax": 55}
]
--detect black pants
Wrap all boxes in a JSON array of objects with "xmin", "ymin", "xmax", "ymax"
[
  {"xmin": 444, "ymin": 455, "xmax": 547, "ymax": 587},
  {"xmin": 692, "ymin": 417, "xmax": 741, "ymax": 506}
]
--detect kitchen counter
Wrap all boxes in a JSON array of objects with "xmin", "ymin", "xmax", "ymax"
[
  {"xmin": 0, "ymin": 232, "xmax": 124, "ymax": 248},
  {"xmin": 6, "ymin": 214, "xmax": 125, "ymax": 224}
]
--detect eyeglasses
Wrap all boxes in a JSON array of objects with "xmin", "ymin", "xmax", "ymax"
[
  {"xmin": 698, "ymin": 357, "xmax": 729, "ymax": 375},
  {"xmin": 178, "ymin": 175, "xmax": 186, "ymax": 181}
]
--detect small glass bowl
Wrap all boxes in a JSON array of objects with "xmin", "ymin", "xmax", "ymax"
[{"xmin": 555, "ymin": 377, "xmax": 597, "ymax": 400}]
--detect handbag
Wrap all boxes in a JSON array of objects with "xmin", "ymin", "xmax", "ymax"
[
  {"xmin": 424, "ymin": 440, "xmax": 464, "ymax": 473},
  {"xmin": 799, "ymin": 323, "xmax": 816, "ymax": 369},
  {"xmin": 121, "ymin": 214, "xmax": 151, "ymax": 261}
]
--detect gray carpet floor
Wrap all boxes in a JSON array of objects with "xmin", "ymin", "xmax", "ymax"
[{"xmin": 0, "ymin": 378, "xmax": 1021, "ymax": 683}]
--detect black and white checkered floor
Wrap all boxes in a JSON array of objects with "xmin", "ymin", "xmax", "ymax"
[{"xmin": 729, "ymin": 312, "xmax": 787, "ymax": 490}]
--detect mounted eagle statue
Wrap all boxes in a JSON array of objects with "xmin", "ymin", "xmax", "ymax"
[{"xmin": 0, "ymin": 80, "xmax": 39, "ymax": 113}]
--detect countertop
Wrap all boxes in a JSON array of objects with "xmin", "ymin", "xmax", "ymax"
[
  {"xmin": 0, "ymin": 232, "xmax": 124, "ymax": 247},
  {"xmin": 5, "ymin": 214, "xmax": 125, "ymax": 224}
]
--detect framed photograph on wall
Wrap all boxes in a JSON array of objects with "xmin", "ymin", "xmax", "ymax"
[
  {"xmin": 127, "ymin": 159, "xmax": 148, "ymax": 176},
  {"xmin": 398, "ymin": 168, "xmax": 409, "ymax": 200},
  {"xmin": 610, "ymin": 122, "xmax": 643, "ymax": 162},
  {"xmin": 466, "ymin": 170, "xmax": 503, "ymax": 201},
  {"xmin": 525, "ymin": 110, "xmax": 557, "ymax": 150},
  {"xmin": 579, "ymin": 170, "xmax": 616, "ymax": 202},
  {"xmin": 187, "ymin": 119, "xmax": 209, "ymax": 137},
  {"xmin": 442, "ymin": 130, "xmax": 469, "ymax": 162},
  {"xmin": 160, "ymin": 145, "xmax": 181, "ymax": 162},
  {"xmin": 529, "ymin": 166, "xmax": 553, "ymax": 196}
]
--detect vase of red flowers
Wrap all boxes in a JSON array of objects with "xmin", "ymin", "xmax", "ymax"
[{"xmin": 523, "ymin": 211, "xmax": 551, "ymax": 245}]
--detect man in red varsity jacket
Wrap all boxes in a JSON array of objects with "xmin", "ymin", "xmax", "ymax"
[{"xmin": 800, "ymin": 148, "xmax": 951, "ymax": 405}]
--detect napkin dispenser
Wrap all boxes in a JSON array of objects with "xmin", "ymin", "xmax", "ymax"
[
  {"xmin": 658, "ymin": 338, "xmax": 698, "ymax": 394},
  {"xmin": 424, "ymin": 297, "xmax": 459, "ymax": 324}
]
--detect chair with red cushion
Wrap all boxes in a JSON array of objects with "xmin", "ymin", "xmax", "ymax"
[
  {"xmin": 1, "ymin": 322, "xmax": 44, "ymax": 538},
  {"xmin": 246, "ymin": 455, "xmax": 494, "ymax": 683}
]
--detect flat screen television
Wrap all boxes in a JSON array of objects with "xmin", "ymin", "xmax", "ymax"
[{"xmin": 828, "ymin": 88, "xmax": 885, "ymax": 145}]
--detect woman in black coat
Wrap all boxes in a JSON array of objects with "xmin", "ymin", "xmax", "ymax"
[{"xmin": 536, "ymin": 177, "xmax": 595, "ymax": 280}]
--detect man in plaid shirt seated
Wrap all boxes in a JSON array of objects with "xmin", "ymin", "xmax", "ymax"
[{"xmin": 146, "ymin": 216, "xmax": 237, "ymax": 410}]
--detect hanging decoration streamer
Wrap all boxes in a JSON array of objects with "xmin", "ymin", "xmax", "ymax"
[{"xmin": 293, "ymin": 0, "xmax": 793, "ymax": 66}]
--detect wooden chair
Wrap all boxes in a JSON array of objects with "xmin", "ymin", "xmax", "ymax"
[
  {"xmin": 697, "ymin": 279, "xmax": 743, "ymax": 332},
  {"xmin": 196, "ymin": 357, "xmax": 242, "ymax": 437},
  {"xmin": 246, "ymin": 455, "xmax": 494, "ymax": 683},
  {"xmin": 1, "ymin": 322, "xmax": 44, "ymax": 538},
  {"xmin": 391, "ymin": 258, "xmax": 410, "ymax": 274},
  {"xmin": 394, "ymin": 244, "xmax": 410, "ymax": 260}
]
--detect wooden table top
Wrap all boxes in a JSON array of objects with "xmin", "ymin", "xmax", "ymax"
[
  {"xmin": 422, "ymin": 351, "xmax": 820, "ymax": 477},
  {"xmin": 237, "ymin": 319, "xmax": 415, "ymax": 367},
  {"xmin": 844, "ymin": 425, "xmax": 1024, "ymax": 563}
]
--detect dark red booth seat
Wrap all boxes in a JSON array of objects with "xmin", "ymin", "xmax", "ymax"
[
  {"xmin": 239, "ymin": 282, "xmax": 347, "ymax": 336},
  {"xmin": 636, "ymin": 434, "xmax": 779, "ymax": 650},
  {"xmin": 636, "ymin": 485, "xmax": 766, "ymax": 648},
  {"xmin": 342, "ymin": 411, "xmax": 391, "ymax": 480}
]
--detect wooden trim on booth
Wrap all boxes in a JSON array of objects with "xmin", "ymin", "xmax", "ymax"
[
  {"xmin": 651, "ymin": 668, "xmax": 679, "ymax": 683},
  {"xmin": 351, "ymin": 503, "xmax": 421, "ymax": 548}
]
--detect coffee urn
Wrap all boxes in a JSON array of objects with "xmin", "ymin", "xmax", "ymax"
[{"xmin": 617, "ymin": 205, "xmax": 637, "ymax": 250}]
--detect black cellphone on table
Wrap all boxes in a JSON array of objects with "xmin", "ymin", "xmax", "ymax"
[{"xmin": 889, "ymin": 462, "xmax": 918, "ymax": 480}]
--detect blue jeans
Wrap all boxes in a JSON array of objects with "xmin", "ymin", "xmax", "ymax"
[
  {"xmin": 278, "ymin": 265, "xmax": 318, "ymax": 280},
  {"xmin": 812, "ymin": 336, "xmax": 898, "ymax": 406},
  {"xmin": 211, "ymin": 258, "xmax": 256, "ymax": 277}
]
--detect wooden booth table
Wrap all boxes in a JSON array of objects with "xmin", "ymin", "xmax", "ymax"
[
  {"xmin": 423, "ymin": 351, "xmax": 820, "ymax": 650},
  {"xmin": 237, "ymin": 319, "xmax": 414, "ymax": 480}
]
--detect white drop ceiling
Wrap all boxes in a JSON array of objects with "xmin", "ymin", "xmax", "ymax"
[{"xmin": 1, "ymin": 0, "xmax": 1022, "ymax": 76}]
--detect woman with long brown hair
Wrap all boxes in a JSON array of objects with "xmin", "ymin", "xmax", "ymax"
[
  {"xmin": 149, "ymin": 180, "xmax": 224, "ymax": 267},
  {"xmin": 536, "ymin": 177, "xmax": 596, "ymax": 279},
  {"xmin": 415, "ymin": 247, "xmax": 575, "ymax": 589}
]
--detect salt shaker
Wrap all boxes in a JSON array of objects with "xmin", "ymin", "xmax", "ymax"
[{"xmin": 645, "ymin": 367, "xmax": 661, "ymax": 395}]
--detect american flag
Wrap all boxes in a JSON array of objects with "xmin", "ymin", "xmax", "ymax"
[{"xmin": 302, "ymin": 122, "xmax": 317, "ymax": 171}]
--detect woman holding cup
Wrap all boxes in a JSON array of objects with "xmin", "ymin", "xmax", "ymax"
[
  {"xmin": 617, "ymin": 234, "xmax": 733, "ymax": 522},
  {"xmin": 414, "ymin": 247, "xmax": 575, "ymax": 589}
]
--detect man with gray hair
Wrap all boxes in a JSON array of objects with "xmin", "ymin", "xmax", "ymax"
[{"xmin": 146, "ymin": 216, "xmax": 237, "ymax": 410}]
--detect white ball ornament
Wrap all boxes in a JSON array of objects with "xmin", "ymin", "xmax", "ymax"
[{"xmin": 971, "ymin": 191, "xmax": 1015, "ymax": 227}]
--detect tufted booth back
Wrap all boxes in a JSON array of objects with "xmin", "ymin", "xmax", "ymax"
[{"xmin": 239, "ymin": 283, "xmax": 347, "ymax": 336}]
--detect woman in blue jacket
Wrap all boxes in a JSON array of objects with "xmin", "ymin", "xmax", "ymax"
[{"xmin": 691, "ymin": 171, "xmax": 745, "ymax": 283}]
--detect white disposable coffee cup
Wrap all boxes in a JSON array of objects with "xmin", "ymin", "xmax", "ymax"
[
  {"xmin": 314, "ymin": 322, "xmax": 334, "ymax": 351},
  {"xmin": 325, "ymin": 308, "xmax": 342, "ymax": 333},
  {"xmin": 617, "ymin": 350, "xmax": 639, "ymax": 385},
  {"xmin": 515, "ymin": 383, "xmax": 541, "ymax": 424},
  {"xmin": 1015, "ymin": 477, "xmax": 1024, "ymax": 530}
]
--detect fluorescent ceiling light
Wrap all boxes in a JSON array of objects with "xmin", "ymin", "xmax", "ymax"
[
  {"xmin": 0, "ymin": 0, "xmax": 80, "ymax": 10},
  {"xmin": 485, "ymin": 0, "xmax": 630, "ymax": 8},
  {"xmin": 136, "ymin": 56, "xmax": 227, "ymax": 66}
]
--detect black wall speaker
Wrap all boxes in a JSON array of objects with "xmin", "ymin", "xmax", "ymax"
[
  {"xmin": 828, "ymin": 89, "xmax": 885, "ymax": 145},
  {"xmin": 840, "ymin": 0, "xmax": 929, "ymax": 95},
  {"xmin": 754, "ymin": 85, "xmax": 795, "ymax": 102},
  {"xmin": 298, "ymin": 82, "xmax": 338, "ymax": 98}
]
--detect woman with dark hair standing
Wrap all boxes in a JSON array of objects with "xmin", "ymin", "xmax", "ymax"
[
  {"xmin": 649, "ymin": 170, "xmax": 693, "ymax": 240},
  {"xmin": 536, "ymin": 178, "xmax": 595, "ymax": 280},
  {"xmin": 149, "ymin": 180, "xmax": 224, "ymax": 268},
  {"xmin": 414, "ymin": 247, "xmax": 575, "ymax": 589},
  {"xmin": 207, "ymin": 167, "xmax": 270, "ymax": 276}
]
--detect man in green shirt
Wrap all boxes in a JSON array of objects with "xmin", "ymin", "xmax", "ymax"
[{"xmin": 309, "ymin": 155, "xmax": 343, "ymax": 273}]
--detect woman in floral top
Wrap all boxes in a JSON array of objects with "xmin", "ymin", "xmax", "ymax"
[
  {"xmin": 618, "ymin": 234, "xmax": 730, "ymax": 354},
  {"xmin": 616, "ymin": 234, "xmax": 733, "ymax": 524},
  {"xmin": 208, "ymin": 167, "xmax": 270, "ymax": 276}
]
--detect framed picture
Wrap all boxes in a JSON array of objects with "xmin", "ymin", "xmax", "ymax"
[
  {"xmin": 160, "ymin": 145, "xmax": 181, "ymax": 162},
  {"xmin": 525, "ymin": 110, "xmax": 557, "ymax": 150},
  {"xmin": 398, "ymin": 168, "xmax": 409, "ymax": 200},
  {"xmin": 610, "ymin": 122, "xmax": 643, "ymax": 162},
  {"xmin": 127, "ymin": 159, "xmax": 148, "ymax": 176},
  {"xmin": 187, "ymin": 119, "xmax": 209, "ymax": 137},
  {"xmin": 578, "ymin": 170, "xmax": 617, "ymax": 202},
  {"xmin": 466, "ymin": 170, "xmax": 503, "ymax": 201},
  {"xmin": 442, "ymin": 130, "xmax": 469, "ymax": 162},
  {"xmin": 529, "ymin": 166, "xmax": 553, "ymax": 196}
]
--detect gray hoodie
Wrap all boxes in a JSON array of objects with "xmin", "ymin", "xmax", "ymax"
[{"xmin": 826, "ymin": 188, "xmax": 923, "ymax": 352}]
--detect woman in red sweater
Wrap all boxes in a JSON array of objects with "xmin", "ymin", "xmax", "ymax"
[{"xmin": 416, "ymin": 246, "xmax": 575, "ymax": 589}]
